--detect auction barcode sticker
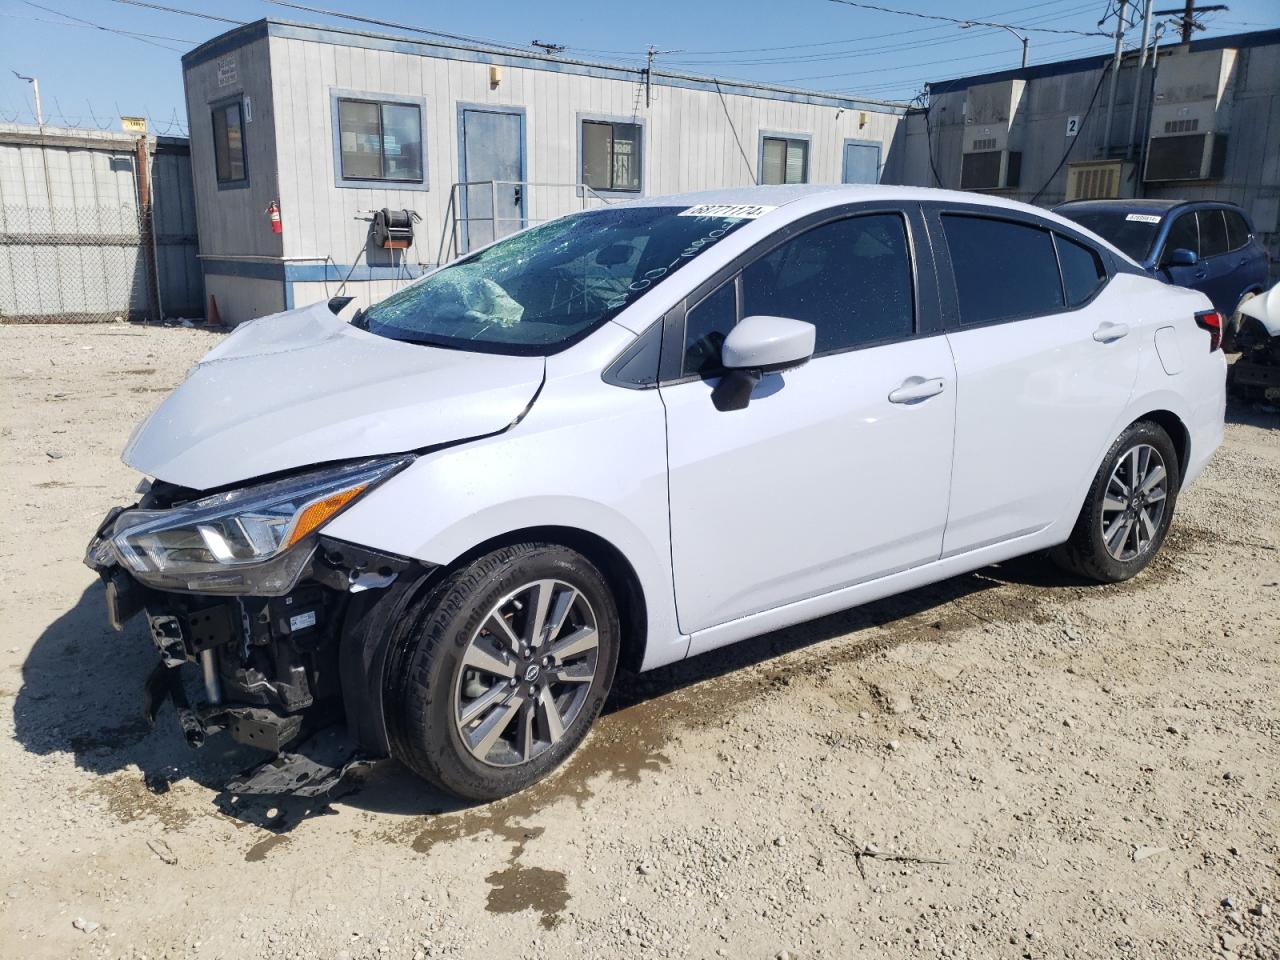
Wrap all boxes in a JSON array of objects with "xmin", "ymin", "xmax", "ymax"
[
  {"xmin": 679, "ymin": 203, "xmax": 778, "ymax": 219},
  {"xmin": 1125, "ymin": 213, "xmax": 1162, "ymax": 223}
]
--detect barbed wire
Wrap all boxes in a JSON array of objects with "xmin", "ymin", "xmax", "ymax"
[{"xmin": 2, "ymin": 100, "xmax": 188, "ymax": 136}]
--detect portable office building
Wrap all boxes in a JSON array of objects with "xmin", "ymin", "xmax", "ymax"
[{"xmin": 182, "ymin": 19, "xmax": 909, "ymax": 324}]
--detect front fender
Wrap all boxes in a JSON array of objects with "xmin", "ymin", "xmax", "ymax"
[{"xmin": 323, "ymin": 369, "xmax": 686, "ymax": 671}]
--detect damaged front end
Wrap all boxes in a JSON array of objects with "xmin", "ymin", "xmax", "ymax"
[{"xmin": 84, "ymin": 456, "xmax": 424, "ymax": 797}]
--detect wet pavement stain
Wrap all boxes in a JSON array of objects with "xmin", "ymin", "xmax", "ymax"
[
  {"xmin": 245, "ymin": 834, "xmax": 292, "ymax": 862},
  {"xmin": 484, "ymin": 864, "xmax": 568, "ymax": 930},
  {"xmin": 90, "ymin": 772, "xmax": 195, "ymax": 831},
  {"xmin": 377, "ymin": 539, "xmax": 1224, "ymax": 922}
]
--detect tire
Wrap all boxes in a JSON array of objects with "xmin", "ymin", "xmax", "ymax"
[
  {"xmin": 1051, "ymin": 421, "xmax": 1181, "ymax": 583},
  {"xmin": 385, "ymin": 542, "xmax": 620, "ymax": 801}
]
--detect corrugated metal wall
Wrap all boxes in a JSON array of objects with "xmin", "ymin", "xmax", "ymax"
[
  {"xmin": 902, "ymin": 40, "xmax": 1280, "ymax": 264},
  {"xmin": 0, "ymin": 125, "xmax": 201, "ymax": 322}
]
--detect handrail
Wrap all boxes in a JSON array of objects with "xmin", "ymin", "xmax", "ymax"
[{"xmin": 436, "ymin": 180, "xmax": 616, "ymax": 264}]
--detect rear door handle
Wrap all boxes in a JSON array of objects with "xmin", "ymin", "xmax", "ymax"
[
  {"xmin": 888, "ymin": 376, "xmax": 945, "ymax": 404},
  {"xmin": 1093, "ymin": 321, "xmax": 1130, "ymax": 343}
]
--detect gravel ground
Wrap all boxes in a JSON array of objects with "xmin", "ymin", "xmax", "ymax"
[{"xmin": 1, "ymin": 323, "xmax": 1277, "ymax": 960}]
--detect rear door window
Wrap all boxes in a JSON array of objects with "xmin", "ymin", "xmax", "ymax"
[
  {"xmin": 1162, "ymin": 213, "xmax": 1199, "ymax": 261},
  {"xmin": 942, "ymin": 215, "xmax": 1064, "ymax": 325},
  {"xmin": 1224, "ymin": 210, "xmax": 1251, "ymax": 251},
  {"xmin": 1055, "ymin": 234, "xmax": 1107, "ymax": 307},
  {"xmin": 1197, "ymin": 209, "xmax": 1229, "ymax": 259}
]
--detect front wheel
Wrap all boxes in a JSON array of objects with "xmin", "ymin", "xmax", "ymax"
[
  {"xmin": 386, "ymin": 543, "xmax": 620, "ymax": 801},
  {"xmin": 1051, "ymin": 421, "xmax": 1181, "ymax": 583}
]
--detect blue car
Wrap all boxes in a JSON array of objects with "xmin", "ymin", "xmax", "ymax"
[{"xmin": 1054, "ymin": 199, "xmax": 1270, "ymax": 349}]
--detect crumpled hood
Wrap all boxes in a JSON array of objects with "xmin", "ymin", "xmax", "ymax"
[{"xmin": 124, "ymin": 301, "xmax": 545, "ymax": 489}]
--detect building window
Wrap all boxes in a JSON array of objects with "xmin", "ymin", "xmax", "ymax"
[
  {"xmin": 211, "ymin": 100, "xmax": 247, "ymax": 185},
  {"xmin": 335, "ymin": 97, "xmax": 424, "ymax": 183},
  {"xmin": 581, "ymin": 119, "xmax": 642, "ymax": 193},
  {"xmin": 760, "ymin": 135, "xmax": 808, "ymax": 185}
]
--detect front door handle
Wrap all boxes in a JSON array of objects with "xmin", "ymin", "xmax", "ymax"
[
  {"xmin": 888, "ymin": 376, "xmax": 945, "ymax": 404},
  {"xmin": 1093, "ymin": 321, "xmax": 1130, "ymax": 343}
]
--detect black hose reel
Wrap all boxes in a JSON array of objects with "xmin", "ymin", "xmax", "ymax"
[{"xmin": 371, "ymin": 208, "xmax": 420, "ymax": 249}]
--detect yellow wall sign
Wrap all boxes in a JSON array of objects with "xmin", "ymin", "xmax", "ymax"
[{"xmin": 121, "ymin": 116, "xmax": 147, "ymax": 133}]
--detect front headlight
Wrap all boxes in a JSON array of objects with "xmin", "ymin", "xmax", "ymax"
[{"xmin": 109, "ymin": 456, "xmax": 413, "ymax": 595}]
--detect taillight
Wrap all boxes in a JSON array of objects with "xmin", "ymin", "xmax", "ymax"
[{"xmin": 1195, "ymin": 309, "xmax": 1223, "ymax": 351}]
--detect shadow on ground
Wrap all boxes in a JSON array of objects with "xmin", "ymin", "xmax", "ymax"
[
  {"xmin": 15, "ymin": 553, "xmax": 1067, "ymax": 830},
  {"xmin": 1226, "ymin": 395, "xmax": 1280, "ymax": 428}
]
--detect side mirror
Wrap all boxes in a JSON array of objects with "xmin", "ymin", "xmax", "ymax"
[
  {"xmin": 1162, "ymin": 247, "xmax": 1198, "ymax": 268},
  {"xmin": 711, "ymin": 315, "xmax": 816, "ymax": 412},
  {"xmin": 328, "ymin": 295, "xmax": 355, "ymax": 315}
]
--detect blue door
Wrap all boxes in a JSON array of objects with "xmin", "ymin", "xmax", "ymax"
[
  {"xmin": 842, "ymin": 140, "xmax": 880, "ymax": 184},
  {"xmin": 459, "ymin": 107, "xmax": 525, "ymax": 252}
]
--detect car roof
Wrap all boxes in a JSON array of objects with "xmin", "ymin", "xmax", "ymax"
[
  {"xmin": 607, "ymin": 184, "xmax": 1136, "ymax": 264},
  {"xmin": 1054, "ymin": 197, "xmax": 1246, "ymax": 217},
  {"xmin": 616, "ymin": 183, "xmax": 1055, "ymax": 213}
]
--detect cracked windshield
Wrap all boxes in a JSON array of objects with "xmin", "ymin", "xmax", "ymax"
[{"xmin": 357, "ymin": 206, "xmax": 751, "ymax": 353}]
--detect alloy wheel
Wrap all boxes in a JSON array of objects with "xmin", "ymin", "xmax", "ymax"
[
  {"xmin": 453, "ymin": 579, "xmax": 599, "ymax": 767},
  {"xmin": 1100, "ymin": 443, "xmax": 1168, "ymax": 562}
]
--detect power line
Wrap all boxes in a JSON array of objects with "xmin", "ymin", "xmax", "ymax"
[
  {"xmin": 1029, "ymin": 58, "xmax": 1111, "ymax": 201},
  {"xmin": 776, "ymin": 31, "xmax": 1094, "ymax": 82},
  {"xmin": 1, "ymin": 8, "xmax": 195, "ymax": 43},
  {"xmin": 579, "ymin": 0, "xmax": 1098, "ymax": 67},
  {"xmin": 571, "ymin": 0, "xmax": 1088, "ymax": 57},
  {"xmin": 263, "ymin": 0, "xmax": 534, "ymax": 54},
  {"xmin": 826, "ymin": 0, "xmax": 1109, "ymax": 36},
  {"xmin": 712, "ymin": 80, "xmax": 756, "ymax": 183},
  {"xmin": 659, "ymin": 5, "xmax": 1102, "ymax": 70},
  {"xmin": 21, "ymin": 0, "xmax": 187, "ymax": 50},
  {"xmin": 102, "ymin": 0, "xmax": 242, "ymax": 25}
]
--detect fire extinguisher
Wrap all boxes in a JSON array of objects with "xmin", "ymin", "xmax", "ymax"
[{"xmin": 266, "ymin": 200, "xmax": 282, "ymax": 235}]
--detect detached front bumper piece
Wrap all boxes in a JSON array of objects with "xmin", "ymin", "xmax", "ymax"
[{"xmin": 87, "ymin": 507, "xmax": 422, "ymax": 797}]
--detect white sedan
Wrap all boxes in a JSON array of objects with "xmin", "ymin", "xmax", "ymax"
[{"xmin": 86, "ymin": 186, "xmax": 1226, "ymax": 801}]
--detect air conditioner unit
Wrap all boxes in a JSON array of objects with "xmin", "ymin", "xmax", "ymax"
[
  {"xmin": 1065, "ymin": 160, "xmax": 1136, "ymax": 200},
  {"xmin": 961, "ymin": 150, "xmax": 1022, "ymax": 191},
  {"xmin": 960, "ymin": 79, "xmax": 1026, "ymax": 192},
  {"xmin": 1144, "ymin": 46, "xmax": 1235, "ymax": 182},
  {"xmin": 1146, "ymin": 132, "xmax": 1228, "ymax": 182}
]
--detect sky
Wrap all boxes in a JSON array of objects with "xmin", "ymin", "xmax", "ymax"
[{"xmin": 1, "ymin": 0, "xmax": 1277, "ymax": 134}]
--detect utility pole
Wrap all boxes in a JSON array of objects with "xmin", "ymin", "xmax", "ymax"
[
  {"xmin": 1101, "ymin": 0, "xmax": 1128, "ymax": 158},
  {"xmin": 531, "ymin": 40, "xmax": 566, "ymax": 54},
  {"xmin": 1125, "ymin": 0, "xmax": 1155, "ymax": 161},
  {"xmin": 960, "ymin": 22, "xmax": 1029, "ymax": 68},
  {"xmin": 12, "ymin": 71, "xmax": 42, "ymax": 126},
  {"xmin": 645, "ymin": 46, "xmax": 659, "ymax": 109},
  {"xmin": 1153, "ymin": 3, "xmax": 1229, "ymax": 43},
  {"xmin": 643, "ymin": 46, "xmax": 681, "ymax": 108}
]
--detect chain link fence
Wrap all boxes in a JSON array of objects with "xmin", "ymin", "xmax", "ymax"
[{"xmin": 0, "ymin": 204, "xmax": 154, "ymax": 323}]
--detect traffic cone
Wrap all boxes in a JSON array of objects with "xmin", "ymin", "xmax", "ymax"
[{"xmin": 207, "ymin": 294, "xmax": 224, "ymax": 328}]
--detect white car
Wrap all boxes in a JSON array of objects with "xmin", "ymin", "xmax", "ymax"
[{"xmin": 86, "ymin": 186, "xmax": 1227, "ymax": 801}]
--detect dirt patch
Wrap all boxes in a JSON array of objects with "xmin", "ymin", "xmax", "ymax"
[
  {"xmin": 245, "ymin": 833, "xmax": 293, "ymax": 862},
  {"xmin": 2, "ymin": 324, "xmax": 1278, "ymax": 960},
  {"xmin": 88, "ymin": 771, "xmax": 195, "ymax": 831}
]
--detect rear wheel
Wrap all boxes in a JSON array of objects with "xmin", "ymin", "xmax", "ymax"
[
  {"xmin": 1051, "ymin": 421, "xmax": 1180, "ymax": 583},
  {"xmin": 386, "ymin": 543, "xmax": 619, "ymax": 801}
]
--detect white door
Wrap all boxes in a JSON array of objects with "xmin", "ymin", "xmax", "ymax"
[
  {"xmin": 661, "ymin": 212, "xmax": 957, "ymax": 635},
  {"xmin": 936, "ymin": 213, "xmax": 1142, "ymax": 555}
]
